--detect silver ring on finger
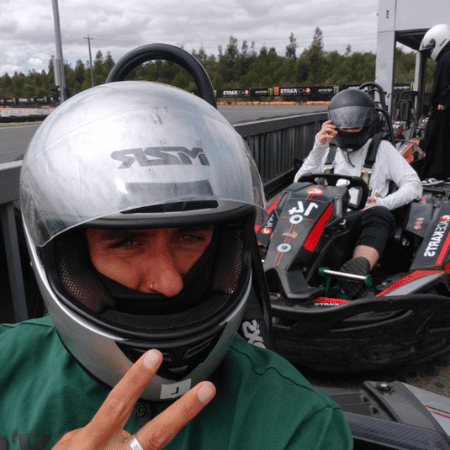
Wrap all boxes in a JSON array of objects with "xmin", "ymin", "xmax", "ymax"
[{"xmin": 128, "ymin": 434, "xmax": 144, "ymax": 450}]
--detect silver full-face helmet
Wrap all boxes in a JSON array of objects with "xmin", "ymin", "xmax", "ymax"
[
  {"xmin": 420, "ymin": 24, "xmax": 450, "ymax": 61},
  {"xmin": 20, "ymin": 81, "xmax": 266, "ymax": 401}
]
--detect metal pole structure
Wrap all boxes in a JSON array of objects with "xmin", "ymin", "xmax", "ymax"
[
  {"xmin": 84, "ymin": 36, "xmax": 95, "ymax": 86},
  {"xmin": 51, "ymin": 0, "xmax": 67, "ymax": 103},
  {"xmin": 415, "ymin": 50, "xmax": 428, "ymax": 128}
]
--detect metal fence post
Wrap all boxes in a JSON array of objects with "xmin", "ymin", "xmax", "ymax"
[
  {"xmin": 1, "ymin": 203, "xmax": 28, "ymax": 322},
  {"xmin": 0, "ymin": 160, "xmax": 28, "ymax": 322}
]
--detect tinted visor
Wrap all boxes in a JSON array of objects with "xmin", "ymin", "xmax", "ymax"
[{"xmin": 328, "ymin": 105, "xmax": 374, "ymax": 129}]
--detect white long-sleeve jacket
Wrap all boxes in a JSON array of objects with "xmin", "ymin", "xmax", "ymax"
[{"xmin": 293, "ymin": 135, "xmax": 423, "ymax": 210}]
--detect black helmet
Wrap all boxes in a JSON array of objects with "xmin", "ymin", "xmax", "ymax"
[
  {"xmin": 20, "ymin": 81, "xmax": 267, "ymax": 401},
  {"xmin": 328, "ymin": 89, "xmax": 375, "ymax": 152}
]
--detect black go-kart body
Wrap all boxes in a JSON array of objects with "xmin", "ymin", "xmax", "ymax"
[
  {"xmin": 331, "ymin": 379, "xmax": 450, "ymax": 450},
  {"xmin": 257, "ymin": 173, "xmax": 450, "ymax": 373}
]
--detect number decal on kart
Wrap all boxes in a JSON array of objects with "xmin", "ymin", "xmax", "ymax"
[
  {"xmin": 288, "ymin": 201, "xmax": 319, "ymax": 224},
  {"xmin": 277, "ymin": 243, "xmax": 292, "ymax": 253},
  {"xmin": 290, "ymin": 215, "xmax": 303, "ymax": 224}
]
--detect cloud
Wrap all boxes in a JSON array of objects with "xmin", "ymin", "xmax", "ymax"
[
  {"xmin": 0, "ymin": 0, "xmax": 380, "ymax": 76},
  {"xmin": 28, "ymin": 57, "xmax": 46, "ymax": 71},
  {"xmin": 0, "ymin": 65, "xmax": 21, "ymax": 76}
]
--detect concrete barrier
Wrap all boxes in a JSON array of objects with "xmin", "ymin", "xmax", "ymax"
[{"xmin": 0, "ymin": 107, "xmax": 53, "ymax": 123}]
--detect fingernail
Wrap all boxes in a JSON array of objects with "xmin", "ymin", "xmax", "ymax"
[
  {"xmin": 197, "ymin": 383, "xmax": 215, "ymax": 403},
  {"xmin": 143, "ymin": 350, "xmax": 162, "ymax": 369}
]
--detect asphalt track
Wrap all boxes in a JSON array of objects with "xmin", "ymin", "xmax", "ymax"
[
  {"xmin": 2, "ymin": 105, "xmax": 450, "ymax": 398},
  {"xmin": 218, "ymin": 104, "xmax": 328, "ymax": 124},
  {"xmin": 0, "ymin": 105, "xmax": 328, "ymax": 164},
  {"xmin": 0, "ymin": 123, "xmax": 41, "ymax": 163}
]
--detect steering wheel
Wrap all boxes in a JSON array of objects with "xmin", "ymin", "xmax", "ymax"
[
  {"xmin": 106, "ymin": 43, "xmax": 216, "ymax": 108},
  {"xmin": 297, "ymin": 173, "xmax": 369, "ymax": 210}
]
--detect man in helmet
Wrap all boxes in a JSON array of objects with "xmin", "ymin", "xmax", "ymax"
[
  {"xmin": 419, "ymin": 24, "xmax": 450, "ymax": 185},
  {"xmin": 294, "ymin": 89, "xmax": 422, "ymax": 296},
  {"xmin": 0, "ymin": 82, "xmax": 352, "ymax": 449}
]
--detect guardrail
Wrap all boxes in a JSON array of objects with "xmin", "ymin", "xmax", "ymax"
[
  {"xmin": 0, "ymin": 161, "xmax": 27, "ymax": 322},
  {"xmin": 235, "ymin": 112, "xmax": 327, "ymax": 199},
  {"xmin": 0, "ymin": 112, "xmax": 326, "ymax": 322}
]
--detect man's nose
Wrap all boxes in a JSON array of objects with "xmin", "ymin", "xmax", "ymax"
[{"xmin": 138, "ymin": 246, "xmax": 184, "ymax": 297}]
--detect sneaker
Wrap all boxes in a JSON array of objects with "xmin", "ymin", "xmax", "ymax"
[
  {"xmin": 421, "ymin": 177, "xmax": 443, "ymax": 186},
  {"xmin": 443, "ymin": 177, "xmax": 450, "ymax": 184},
  {"xmin": 339, "ymin": 257, "xmax": 371, "ymax": 297}
]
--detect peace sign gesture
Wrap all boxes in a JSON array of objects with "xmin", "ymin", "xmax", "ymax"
[{"xmin": 53, "ymin": 349, "xmax": 216, "ymax": 450}]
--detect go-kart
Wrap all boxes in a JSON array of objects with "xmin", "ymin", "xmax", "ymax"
[
  {"xmin": 392, "ymin": 89, "xmax": 427, "ymax": 168},
  {"xmin": 360, "ymin": 82, "xmax": 427, "ymax": 168},
  {"xmin": 256, "ymin": 172, "xmax": 450, "ymax": 373}
]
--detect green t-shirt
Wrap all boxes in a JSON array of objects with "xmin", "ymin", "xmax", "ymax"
[{"xmin": 0, "ymin": 316, "xmax": 352, "ymax": 449}]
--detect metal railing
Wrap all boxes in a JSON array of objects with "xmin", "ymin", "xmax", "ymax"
[
  {"xmin": 1, "ymin": 112, "xmax": 326, "ymax": 322},
  {"xmin": 235, "ymin": 112, "xmax": 327, "ymax": 198},
  {"xmin": 0, "ymin": 161, "xmax": 28, "ymax": 322}
]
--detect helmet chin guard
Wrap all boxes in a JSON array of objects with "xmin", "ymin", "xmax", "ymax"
[{"xmin": 334, "ymin": 126, "xmax": 372, "ymax": 152}]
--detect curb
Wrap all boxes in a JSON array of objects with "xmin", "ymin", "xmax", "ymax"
[{"xmin": 0, "ymin": 122, "xmax": 42, "ymax": 128}]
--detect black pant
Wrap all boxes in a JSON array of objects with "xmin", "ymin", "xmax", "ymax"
[
  {"xmin": 420, "ymin": 107, "xmax": 450, "ymax": 179},
  {"xmin": 345, "ymin": 206, "xmax": 396, "ymax": 256}
]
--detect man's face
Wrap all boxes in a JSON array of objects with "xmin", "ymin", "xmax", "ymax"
[{"xmin": 86, "ymin": 226, "xmax": 214, "ymax": 297}]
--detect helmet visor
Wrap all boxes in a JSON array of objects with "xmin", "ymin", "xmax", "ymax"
[
  {"xmin": 420, "ymin": 38, "xmax": 435, "ymax": 52},
  {"xmin": 20, "ymin": 82, "xmax": 267, "ymax": 246},
  {"xmin": 328, "ymin": 105, "xmax": 374, "ymax": 129}
]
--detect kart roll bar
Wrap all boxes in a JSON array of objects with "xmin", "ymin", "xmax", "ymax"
[
  {"xmin": 358, "ymin": 82, "xmax": 396, "ymax": 145},
  {"xmin": 106, "ymin": 43, "xmax": 217, "ymax": 108}
]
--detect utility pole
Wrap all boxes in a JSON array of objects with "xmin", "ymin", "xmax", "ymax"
[
  {"xmin": 51, "ymin": 0, "xmax": 67, "ymax": 103},
  {"xmin": 84, "ymin": 35, "xmax": 94, "ymax": 87}
]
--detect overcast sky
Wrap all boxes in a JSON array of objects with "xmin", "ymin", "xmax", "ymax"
[{"xmin": 0, "ymin": 0, "xmax": 381, "ymax": 76}]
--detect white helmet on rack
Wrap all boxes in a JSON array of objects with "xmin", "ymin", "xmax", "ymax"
[{"xmin": 420, "ymin": 24, "xmax": 450, "ymax": 61}]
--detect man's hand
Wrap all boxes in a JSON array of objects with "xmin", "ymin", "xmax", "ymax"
[
  {"xmin": 364, "ymin": 197, "xmax": 378, "ymax": 210},
  {"xmin": 317, "ymin": 120, "xmax": 338, "ymax": 146},
  {"xmin": 53, "ymin": 350, "xmax": 216, "ymax": 450},
  {"xmin": 438, "ymin": 104, "xmax": 446, "ymax": 111}
]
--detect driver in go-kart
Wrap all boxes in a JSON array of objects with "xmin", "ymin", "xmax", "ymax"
[{"xmin": 294, "ymin": 89, "xmax": 423, "ymax": 297}]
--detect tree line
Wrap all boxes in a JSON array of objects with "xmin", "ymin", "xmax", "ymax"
[{"xmin": 0, "ymin": 28, "xmax": 436, "ymax": 100}]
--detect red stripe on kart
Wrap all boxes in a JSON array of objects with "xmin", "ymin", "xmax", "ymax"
[
  {"xmin": 255, "ymin": 195, "xmax": 281, "ymax": 233},
  {"xmin": 267, "ymin": 196, "xmax": 281, "ymax": 215},
  {"xmin": 304, "ymin": 204, "xmax": 334, "ymax": 252},
  {"xmin": 426, "ymin": 405, "xmax": 450, "ymax": 419},
  {"xmin": 314, "ymin": 297, "xmax": 350, "ymax": 305},
  {"xmin": 376, "ymin": 270, "xmax": 442, "ymax": 297},
  {"xmin": 437, "ymin": 232, "xmax": 450, "ymax": 265}
]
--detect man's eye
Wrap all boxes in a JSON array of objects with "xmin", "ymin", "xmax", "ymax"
[
  {"xmin": 180, "ymin": 234, "xmax": 203, "ymax": 243},
  {"xmin": 110, "ymin": 238, "xmax": 137, "ymax": 248}
]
